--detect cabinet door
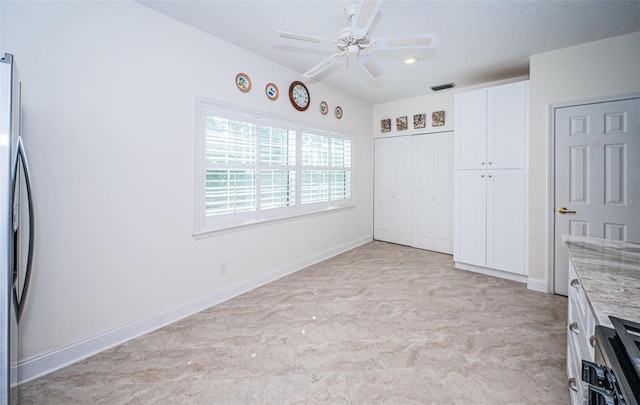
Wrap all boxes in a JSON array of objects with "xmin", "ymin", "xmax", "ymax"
[
  {"xmin": 455, "ymin": 88, "xmax": 487, "ymax": 170},
  {"xmin": 453, "ymin": 170, "xmax": 486, "ymax": 266},
  {"xmin": 487, "ymin": 81, "xmax": 528, "ymax": 169},
  {"xmin": 412, "ymin": 133, "xmax": 453, "ymax": 253},
  {"xmin": 486, "ymin": 170, "xmax": 525, "ymax": 274},
  {"xmin": 374, "ymin": 136, "xmax": 412, "ymax": 246}
]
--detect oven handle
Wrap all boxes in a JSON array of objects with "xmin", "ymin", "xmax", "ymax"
[{"xmin": 586, "ymin": 385, "xmax": 616, "ymax": 405}]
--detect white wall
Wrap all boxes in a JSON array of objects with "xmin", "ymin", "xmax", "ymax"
[
  {"xmin": 372, "ymin": 77, "xmax": 528, "ymax": 138},
  {"xmin": 1, "ymin": 0, "xmax": 373, "ymax": 377},
  {"xmin": 528, "ymin": 31, "xmax": 640, "ymax": 288}
]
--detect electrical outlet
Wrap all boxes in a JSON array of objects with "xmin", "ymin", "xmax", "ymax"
[{"xmin": 220, "ymin": 261, "xmax": 228, "ymax": 274}]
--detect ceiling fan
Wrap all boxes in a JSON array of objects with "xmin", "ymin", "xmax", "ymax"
[{"xmin": 275, "ymin": 0, "xmax": 438, "ymax": 79}]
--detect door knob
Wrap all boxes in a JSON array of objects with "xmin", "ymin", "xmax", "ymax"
[{"xmin": 558, "ymin": 207, "xmax": 576, "ymax": 214}]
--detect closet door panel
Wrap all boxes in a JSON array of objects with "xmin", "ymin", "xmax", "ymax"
[
  {"xmin": 374, "ymin": 136, "xmax": 412, "ymax": 246},
  {"xmin": 432, "ymin": 133, "xmax": 454, "ymax": 254},
  {"xmin": 411, "ymin": 135, "xmax": 436, "ymax": 250}
]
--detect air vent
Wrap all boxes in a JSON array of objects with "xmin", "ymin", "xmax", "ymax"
[{"xmin": 431, "ymin": 82, "xmax": 456, "ymax": 92}]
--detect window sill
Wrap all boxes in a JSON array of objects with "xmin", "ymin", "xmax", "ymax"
[{"xmin": 192, "ymin": 204, "xmax": 355, "ymax": 239}]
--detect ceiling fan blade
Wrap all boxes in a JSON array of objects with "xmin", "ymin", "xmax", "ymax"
[
  {"xmin": 275, "ymin": 31, "xmax": 336, "ymax": 48},
  {"xmin": 351, "ymin": 0, "xmax": 382, "ymax": 39},
  {"xmin": 358, "ymin": 53, "xmax": 384, "ymax": 79},
  {"xmin": 303, "ymin": 53, "xmax": 344, "ymax": 77},
  {"xmin": 373, "ymin": 34, "xmax": 438, "ymax": 50}
]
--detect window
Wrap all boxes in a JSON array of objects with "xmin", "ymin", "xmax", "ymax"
[{"xmin": 195, "ymin": 100, "xmax": 353, "ymax": 233}]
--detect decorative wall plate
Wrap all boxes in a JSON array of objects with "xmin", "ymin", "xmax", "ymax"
[
  {"xmin": 265, "ymin": 83, "xmax": 279, "ymax": 100},
  {"xmin": 335, "ymin": 106, "xmax": 343, "ymax": 119},
  {"xmin": 235, "ymin": 73, "xmax": 252, "ymax": 92},
  {"xmin": 413, "ymin": 113, "xmax": 426, "ymax": 129},
  {"xmin": 320, "ymin": 101, "xmax": 328, "ymax": 115}
]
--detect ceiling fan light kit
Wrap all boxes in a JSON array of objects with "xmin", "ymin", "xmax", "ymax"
[{"xmin": 275, "ymin": 0, "xmax": 438, "ymax": 80}]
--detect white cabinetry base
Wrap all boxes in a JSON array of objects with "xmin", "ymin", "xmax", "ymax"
[{"xmin": 454, "ymin": 261, "xmax": 528, "ymax": 284}]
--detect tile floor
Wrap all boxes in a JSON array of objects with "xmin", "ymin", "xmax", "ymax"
[{"xmin": 19, "ymin": 241, "xmax": 570, "ymax": 404}]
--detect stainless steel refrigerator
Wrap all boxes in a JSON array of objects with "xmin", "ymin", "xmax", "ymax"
[{"xmin": 0, "ymin": 53, "xmax": 35, "ymax": 405}]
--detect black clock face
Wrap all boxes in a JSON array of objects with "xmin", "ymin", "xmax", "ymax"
[{"xmin": 289, "ymin": 81, "xmax": 310, "ymax": 111}]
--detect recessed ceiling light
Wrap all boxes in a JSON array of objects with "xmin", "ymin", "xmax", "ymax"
[{"xmin": 404, "ymin": 57, "xmax": 419, "ymax": 64}]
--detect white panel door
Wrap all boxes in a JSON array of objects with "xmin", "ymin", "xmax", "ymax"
[
  {"xmin": 412, "ymin": 133, "xmax": 454, "ymax": 254},
  {"xmin": 487, "ymin": 81, "xmax": 528, "ymax": 169},
  {"xmin": 454, "ymin": 170, "xmax": 487, "ymax": 266},
  {"xmin": 411, "ymin": 134, "xmax": 435, "ymax": 250},
  {"xmin": 374, "ymin": 136, "xmax": 412, "ymax": 246},
  {"xmin": 486, "ymin": 170, "xmax": 525, "ymax": 274},
  {"xmin": 554, "ymin": 97, "xmax": 640, "ymax": 295},
  {"xmin": 433, "ymin": 133, "xmax": 454, "ymax": 253},
  {"xmin": 455, "ymin": 89, "xmax": 487, "ymax": 170}
]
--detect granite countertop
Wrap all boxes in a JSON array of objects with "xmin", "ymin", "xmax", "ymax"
[{"xmin": 563, "ymin": 235, "xmax": 640, "ymax": 328}]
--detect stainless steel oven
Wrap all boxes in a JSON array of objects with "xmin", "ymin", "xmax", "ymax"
[{"xmin": 582, "ymin": 317, "xmax": 640, "ymax": 405}]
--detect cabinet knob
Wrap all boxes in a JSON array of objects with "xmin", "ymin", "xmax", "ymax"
[
  {"xmin": 481, "ymin": 174, "xmax": 485, "ymax": 178},
  {"xmin": 568, "ymin": 322, "xmax": 580, "ymax": 335},
  {"xmin": 481, "ymin": 162, "xmax": 485, "ymax": 165},
  {"xmin": 488, "ymin": 161, "xmax": 493, "ymax": 165},
  {"xmin": 589, "ymin": 334, "xmax": 596, "ymax": 348},
  {"xmin": 488, "ymin": 175, "xmax": 493, "ymax": 178},
  {"xmin": 570, "ymin": 278, "xmax": 579, "ymax": 289}
]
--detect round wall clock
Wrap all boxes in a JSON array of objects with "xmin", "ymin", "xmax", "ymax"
[
  {"xmin": 320, "ymin": 101, "xmax": 328, "ymax": 115},
  {"xmin": 289, "ymin": 81, "xmax": 310, "ymax": 111},
  {"xmin": 265, "ymin": 83, "xmax": 279, "ymax": 100},
  {"xmin": 235, "ymin": 73, "xmax": 251, "ymax": 93},
  {"xmin": 335, "ymin": 106, "xmax": 343, "ymax": 119}
]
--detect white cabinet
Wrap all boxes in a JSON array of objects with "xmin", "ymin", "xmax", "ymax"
[
  {"xmin": 453, "ymin": 80, "xmax": 529, "ymax": 280},
  {"xmin": 453, "ymin": 170, "xmax": 486, "ymax": 266},
  {"xmin": 486, "ymin": 170, "xmax": 525, "ymax": 273},
  {"xmin": 455, "ymin": 81, "xmax": 528, "ymax": 170},
  {"xmin": 374, "ymin": 132, "xmax": 453, "ymax": 254},
  {"xmin": 454, "ymin": 170, "xmax": 525, "ymax": 274},
  {"xmin": 566, "ymin": 261, "xmax": 595, "ymax": 405}
]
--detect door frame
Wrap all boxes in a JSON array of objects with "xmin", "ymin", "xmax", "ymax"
[{"xmin": 547, "ymin": 91, "xmax": 640, "ymax": 294}]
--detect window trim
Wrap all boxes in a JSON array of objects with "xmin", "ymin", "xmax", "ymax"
[{"xmin": 193, "ymin": 96, "xmax": 355, "ymax": 237}]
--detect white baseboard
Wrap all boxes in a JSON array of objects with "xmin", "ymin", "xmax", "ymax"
[
  {"xmin": 454, "ymin": 262, "xmax": 528, "ymax": 284},
  {"xmin": 527, "ymin": 277, "xmax": 551, "ymax": 293},
  {"xmin": 16, "ymin": 235, "xmax": 373, "ymax": 385}
]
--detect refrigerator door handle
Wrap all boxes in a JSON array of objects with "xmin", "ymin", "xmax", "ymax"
[{"xmin": 11, "ymin": 136, "xmax": 34, "ymax": 322}]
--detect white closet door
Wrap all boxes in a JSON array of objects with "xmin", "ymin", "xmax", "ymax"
[
  {"xmin": 411, "ymin": 135, "xmax": 435, "ymax": 250},
  {"xmin": 412, "ymin": 133, "xmax": 453, "ymax": 253},
  {"xmin": 374, "ymin": 136, "xmax": 412, "ymax": 246},
  {"xmin": 486, "ymin": 170, "xmax": 525, "ymax": 274},
  {"xmin": 454, "ymin": 170, "xmax": 487, "ymax": 266}
]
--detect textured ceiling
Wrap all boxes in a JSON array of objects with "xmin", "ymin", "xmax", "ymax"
[{"xmin": 138, "ymin": 0, "xmax": 640, "ymax": 104}]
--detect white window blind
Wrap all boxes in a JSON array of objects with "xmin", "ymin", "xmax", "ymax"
[{"xmin": 195, "ymin": 101, "xmax": 353, "ymax": 233}]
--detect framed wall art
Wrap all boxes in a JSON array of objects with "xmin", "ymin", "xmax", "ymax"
[
  {"xmin": 432, "ymin": 111, "xmax": 445, "ymax": 126},
  {"xmin": 381, "ymin": 118, "xmax": 391, "ymax": 133},
  {"xmin": 413, "ymin": 113, "xmax": 426, "ymax": 129},
  {"xmin": 396, "ymin": 116, "xmax": 408, "ymax": 131}
]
